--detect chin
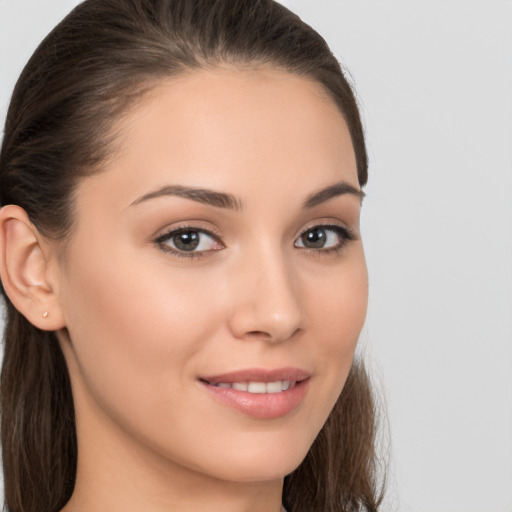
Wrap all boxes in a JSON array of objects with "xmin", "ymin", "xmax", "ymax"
[
  {"xmin": 212, "ymin": 459, "xmax": 304, "ymax": 484},
  {"xmin": 190, "ymin": 434, "xmax": 313, "ymax": 484}
]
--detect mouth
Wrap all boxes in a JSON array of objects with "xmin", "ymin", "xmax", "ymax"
[
  {"xmin": 204, "ymin": 380, "xmax": 297, "ymax": 393},
  {"xmin": 198, "ymin": 368, "xmax": 311, "ymax": 419}
]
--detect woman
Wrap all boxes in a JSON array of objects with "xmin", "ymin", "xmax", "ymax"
[{"xmin": 0, "ymin": 1, "xmax": 384, "ymax": 511}]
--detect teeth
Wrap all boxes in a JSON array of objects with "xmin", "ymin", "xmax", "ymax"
[
  {"xmin": 212, "ymin": 380, "xmax": 296, "ymax": 393},
  {"xmin": 248, "ymin": 382, "xmax": 267, "ymax": 393},
  {"xmin": 266, "ymin": 381, "xmax": 282, "ymax": 394}
]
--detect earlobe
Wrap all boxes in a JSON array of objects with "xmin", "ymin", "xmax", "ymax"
[{"xmin": 0, "ymin": 205, "xmax": 66, "ymax": 331}]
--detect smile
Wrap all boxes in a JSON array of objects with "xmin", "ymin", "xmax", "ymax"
[{"xmin": 199, "ymin": 368, "xmax": 310, "ymax": 419}]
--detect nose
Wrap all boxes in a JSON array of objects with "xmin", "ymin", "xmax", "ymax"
[{"xmin": 226, "ymin": 247, "xmax": 304, "ymax": 343}]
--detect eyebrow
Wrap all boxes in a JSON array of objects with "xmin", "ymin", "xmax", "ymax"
[
  {"xmin": 303, "ymin": 181, "xmax": 365, "ymax": 208},
  {"xmin": 130, "ymin": 185, "xmax": 242, "ymax": 210},
  {"xmin": 130, "ymin": 180, "xmax": 364, "ymax": 211}
]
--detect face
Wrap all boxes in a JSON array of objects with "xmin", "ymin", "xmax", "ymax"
[{"xmin": 54, "ymin": 68, "xmax": 368, "ymax": 484}]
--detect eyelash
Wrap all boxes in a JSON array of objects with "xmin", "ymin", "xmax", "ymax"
[
  {"xmin": 295, "ymin": 224, "xmax": 358, "ymax": 256},
  {"xmin": 154, "ymin": 223, "xmax": 357, "ymax": 260},
  {"xmin": 154, "ymin": 224, "xmax": 223, "ymax": 260}
]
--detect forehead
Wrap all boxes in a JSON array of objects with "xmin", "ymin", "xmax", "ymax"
[{"xmin": 77, "ymin": 67, "xmax": 358, "ymax": 212}]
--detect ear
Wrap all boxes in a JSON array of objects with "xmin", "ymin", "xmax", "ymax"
[{"xmin": 0, "ymin": 205, "xmax": 66, "ymax": 331}]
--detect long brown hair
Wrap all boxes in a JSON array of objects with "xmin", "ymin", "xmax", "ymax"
[{"xmin": 0, "ymin": 1, "xmax": 384, "ymax": 511}]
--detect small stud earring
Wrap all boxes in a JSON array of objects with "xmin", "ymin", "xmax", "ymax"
[{"xmin": 42, "ymin": 311, "xmax": 49, "ymax": 318}]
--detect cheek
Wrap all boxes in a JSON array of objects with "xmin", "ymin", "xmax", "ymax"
[
  {"xmin": 307, "ymin": 249, "xmax": 368, "ymax": 348},
  {"xmin": 303, "ymin": 249, "xmax": 368, "ymax": 402},
  {"xmin": 58, "ymin": 245, "xmax": 223, "ymax": 422}
]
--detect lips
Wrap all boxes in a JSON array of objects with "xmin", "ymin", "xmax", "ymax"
[{"xmin": 199, "ymin": 367, "xmax": 311, "ymax": 419}]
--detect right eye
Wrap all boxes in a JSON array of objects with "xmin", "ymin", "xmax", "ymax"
[{"xmin": 155, "ymin": 227, "xmax": 224, "ymax": 256}]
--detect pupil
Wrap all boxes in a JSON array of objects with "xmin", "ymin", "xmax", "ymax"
[
  {"xmin": 303, "ymin": 228, "xmax": 326, "ymax": 248},
  {"xmin": 173, "ymin": 230, "xmax": 200, "ymax": 251}
]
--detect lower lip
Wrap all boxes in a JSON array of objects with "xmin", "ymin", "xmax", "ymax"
[{"xmin": 200, "ymin": 379, "xmax": 310, "ymax": 419}]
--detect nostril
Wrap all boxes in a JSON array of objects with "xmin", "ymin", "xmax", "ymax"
[
  {"xmin": 245, "ymin": 326, "xmax": 301, "ymax": 343},
  {"xmin": 245, "ymin": 330, "xmax": 273, "ymax": 341}
]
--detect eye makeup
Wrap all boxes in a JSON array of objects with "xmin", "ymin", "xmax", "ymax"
[
  {"xmin": 154, "ymin": 224, "xmax": 225, "ymax": 260},
  {"xmin": 153, "ymin": 220, "xmax": 358, "ymax": 261},
  {"xmin": 295, "ymin": 223, "xmax": 358, "ymax": 256}
]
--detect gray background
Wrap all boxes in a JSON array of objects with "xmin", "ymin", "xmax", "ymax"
[{"xmin": 1, "ymin": 1, "xmax": 511, "ymax": 511}]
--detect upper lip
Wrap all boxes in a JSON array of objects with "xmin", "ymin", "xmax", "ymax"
[{"xmin": 200, "ymin": 367, "xmax": 311, "ymax": 384}]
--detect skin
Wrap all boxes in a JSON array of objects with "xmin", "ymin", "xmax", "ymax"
[{"xmin": 0, "ymin": 68, "xmax": 368, "ymax": 512}]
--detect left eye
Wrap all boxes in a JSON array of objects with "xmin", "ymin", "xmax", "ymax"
[
  {"xmin": 157, "ymin": 228, "xmax": 222, "ymax": 253},
  {"xmin": 295, "ymin": 225, "xmax": 349, "ymax": 250}
]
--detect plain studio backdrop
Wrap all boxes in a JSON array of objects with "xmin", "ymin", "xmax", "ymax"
[{"xmin": 0, "ymin": 1, "xmax": 511, "ymax": 511}]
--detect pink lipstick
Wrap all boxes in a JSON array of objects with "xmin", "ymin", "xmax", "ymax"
[{"xmin": 199, "ymin": 367, "xmax": 311, "ymax": 419}]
